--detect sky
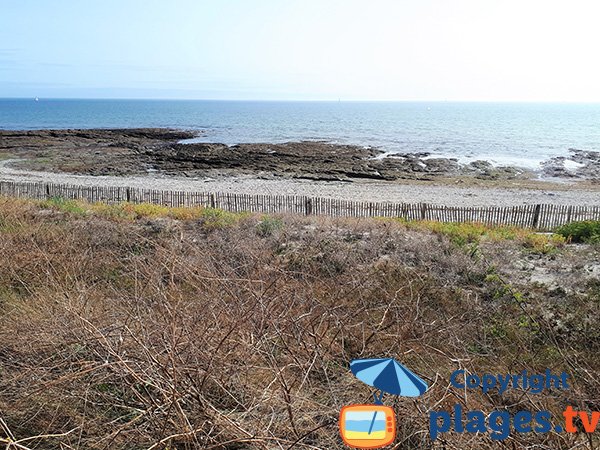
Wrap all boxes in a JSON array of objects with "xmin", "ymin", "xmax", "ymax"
[{"xmin": 1, "ymin": 0, "xmax": 600, "ymax": 101}]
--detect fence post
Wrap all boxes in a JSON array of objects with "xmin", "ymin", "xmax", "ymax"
[
  {"xmin": 210, "ymin": 193, "xmax": 216, "ymax": 208},
  {"xmin": 126, "ymin": 187, "xmax": 131, "ymax": 202},
  {"xmin": 305, "ymin": 197, "xmax": 313, "ymax": 215},
  {"xmin": 420, "ymin": 203, "xmax": 428, "ymax": 220},
  {"xmin": 532, "ymin": 204, "xmax": 541, "ymax": 229},
  {"xmin": 45, "ymin": 183, "xmax": 50, "ymax": 199}
]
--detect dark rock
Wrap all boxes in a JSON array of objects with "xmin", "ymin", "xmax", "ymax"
[
  {"xmin": 6, "ymin": 128, "xmax": 592, "ymax": 183},
  {"xmin": 469, "ymin": 160, "xmax": 493, "ymax": 171},
  {"xmin": 541, "ymin": 149, "xmax": 600, "ymax": 180}
]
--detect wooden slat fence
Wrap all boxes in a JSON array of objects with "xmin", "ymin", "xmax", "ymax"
[{"xmin": 1, "ymin": 180, "xmax": 599, "ymax": 230}]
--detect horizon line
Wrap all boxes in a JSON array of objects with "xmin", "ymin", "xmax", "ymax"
[{"xmin": 2, "ymin": 97, "xmax": 600, "ymax": 104}]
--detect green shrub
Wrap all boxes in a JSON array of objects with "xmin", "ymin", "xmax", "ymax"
[
  {"xmin": 199, "ymin": 207, "xmax": 240, "ymax": 230},
  {"xmin": 395, "ymin": 219, "xmax": 566, "ymax": 255},
  {"xmin": 40, "ymin": 197, "xmax": 87, "ymax": 215},
  {"xmin": 256, "ymin": 216, "xmax": 284, "ymax": 237},
  {"xmin": 522, "ymin": 233, "xmax": 566, "ymax": 254},
  {"xmin": 555, "ymin": 220, "xmax": 600, "ymax": 243}
]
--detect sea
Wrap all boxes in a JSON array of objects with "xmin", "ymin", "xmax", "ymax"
[{"xmin": 2, "ymin": 99, "xmax": 600, "ymax": 170}]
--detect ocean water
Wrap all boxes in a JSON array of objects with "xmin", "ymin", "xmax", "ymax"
[
  {"xmin": 2, "ymin": 99, "xmax": 600, "ymax": 169},
  {"xmin": 344, "ymin": 411, "xmax": 386, "ymax": 433}
]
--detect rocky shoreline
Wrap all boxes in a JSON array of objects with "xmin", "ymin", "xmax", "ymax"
[
  {"xmin": 541, "ymin": 149, "xmax": 600, "ymax": 180},
  {"xmin": 1, "ymin": 128, "xmax": 599, "ymax": 185}
]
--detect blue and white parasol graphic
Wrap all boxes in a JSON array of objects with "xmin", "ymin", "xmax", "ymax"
[
  {"xmin": 350, "ymin": 358, "xmax": 428, "ymax": 401},
  {"xmin": 350, "ymin": 358, "xmax": 428, "ymax": 435}
]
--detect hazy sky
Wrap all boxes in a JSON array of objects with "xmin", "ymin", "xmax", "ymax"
[{"xmin": 2, "ymin": 0, "xmax": 600, "ymax": 101}]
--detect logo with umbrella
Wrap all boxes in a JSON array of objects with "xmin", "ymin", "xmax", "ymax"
[{"xmin": 339, "ymin": 358, "xmax": 428, "ymax": 449}]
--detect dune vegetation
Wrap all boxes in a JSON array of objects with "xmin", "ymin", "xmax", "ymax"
[{"xmin": 0, "ymin": 196, "xmax": 599, "ymax": 449}]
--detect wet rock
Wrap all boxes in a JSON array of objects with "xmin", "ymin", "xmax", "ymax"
[
  {"xmin": 149, "ymin": 141, "xmax": 462, "ymax": 181},
  {"xmin": 469, "ymin": 160, "xmax": 493, "ymax": 171},
  {"xmin": 541, "ymin": 149, "xmax": 600, "ymax": 180},
  {"xmin": 0, "ymin": 128, "xmax": 197, "ymax": 176},
  {"xmin": 474, "ymin": 165, "xmax": 522, "ymax": 180}
]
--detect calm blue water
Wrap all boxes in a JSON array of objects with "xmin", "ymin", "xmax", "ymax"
[
  {"xmin": 344, "ymin": 411, "xmax": 386, "ymax": 433},
  {"xmin": 2, "ymin": 99, "xmax": 600, "ymax": 169}
]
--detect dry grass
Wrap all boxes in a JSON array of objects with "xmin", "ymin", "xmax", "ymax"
[{"xmin": 0, "ymin": 196, "xmax": 598, "ymax": 449}]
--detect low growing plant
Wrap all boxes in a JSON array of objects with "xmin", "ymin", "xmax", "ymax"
[
  {"xmin": 555, "ymin": 220, "xmax": 600, "ymax": 243},
  {"xmin": 256, "ymin": 215, "xmax": 284, "ymax": 237}
]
